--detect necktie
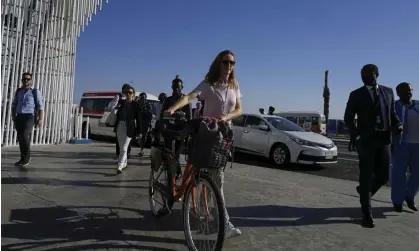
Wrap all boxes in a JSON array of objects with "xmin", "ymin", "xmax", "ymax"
[{"xmin": 373, "ymin": 88, "xmax": 384, "ymax": 130}]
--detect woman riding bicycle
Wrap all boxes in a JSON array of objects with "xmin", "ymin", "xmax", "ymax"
[{"xmin": 165, "ymin": 49, "xmax": 242, "ymax": 239}]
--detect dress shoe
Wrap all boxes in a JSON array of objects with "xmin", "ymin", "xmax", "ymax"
[
  {"xmin": 393, "ymin": 204, "xmax": 403, "ymax": 212},
  {"xmin": 361, "ymin": 214, "xmax": 375, "ymax": 228},
  {"xmin": 406, "ymin": 199, "xmax": 418, "ymax": 212}
]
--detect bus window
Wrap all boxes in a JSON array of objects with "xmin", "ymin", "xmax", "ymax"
[
  {"xmin": 299, "ymin": 116, "xmax": 311, "ymax": 123},
  {"xmin": 80, "ymin": 98, "xmax": 113, "ymax": 113},
  {"xmin": 285, "ymin": 116, "xmax": 298, "ymax": 123},
  {"xmin": 311, "ymin": 116, "xmax": 319, "ymax": 125},
  {"xmin": 80, "ymin": 99, "xmax": 94, "ymax": 111}
]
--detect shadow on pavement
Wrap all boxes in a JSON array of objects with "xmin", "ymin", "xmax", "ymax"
[
  {"xmin": 2, "ymin": 204, "xmax": 396, "ymax": 250},
  {"xmin": 2, "ymin": 206, "xmax": 184, "ymax": 251},
  {"xmin": 227, "ymin": 205, "xmax": 395, "ymax": 227}
]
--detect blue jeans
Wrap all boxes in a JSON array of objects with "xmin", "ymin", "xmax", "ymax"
[{"xmin": 391, "ymin": 142, "xmax": 419, "ymax": 205}]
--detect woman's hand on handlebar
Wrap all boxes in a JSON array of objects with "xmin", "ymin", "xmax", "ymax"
[
  {"xmin": 218, "ymin": 114, "xmax": 228, "ymax": 121},
  {"xmin": 164, "ymin": 108, "xmax": 175, "ymax": 117}
]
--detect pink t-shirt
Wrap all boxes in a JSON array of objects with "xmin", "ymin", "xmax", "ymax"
[{"xmin": 193, "ymin": 80, "xmax": 242, "ymax": 119}]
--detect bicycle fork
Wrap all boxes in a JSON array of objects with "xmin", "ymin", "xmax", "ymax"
[{"xmin": 170, "ymin": 140, "xmax": 211, "ymax": 217}]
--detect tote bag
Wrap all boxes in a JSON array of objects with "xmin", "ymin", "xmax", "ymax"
[{"xmin": 101, "ymin": 108, "xmax": 118, "ymax": 127}]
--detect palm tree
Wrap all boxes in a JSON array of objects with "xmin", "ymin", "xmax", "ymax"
[{"xmin": 323, "ymin": 70, "xmax": 330, "ymax": 133}]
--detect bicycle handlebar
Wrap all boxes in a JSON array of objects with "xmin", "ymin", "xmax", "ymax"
[{"xmin": 162, "ymin": 111, "xmax": 187, "ymax": 122}]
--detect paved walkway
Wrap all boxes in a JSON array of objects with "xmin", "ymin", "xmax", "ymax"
[{"xmin": 2, "ymin": 143, "xmax": 418, "ymax": 251}]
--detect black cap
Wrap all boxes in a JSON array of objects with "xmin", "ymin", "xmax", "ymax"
[
  {"xmin": 361, "ymin": 64, "xmax": 379, "ymax": 77},
  {"xmin": 121, "ymin": 83, "xmax": 131, "ymax": 90}
]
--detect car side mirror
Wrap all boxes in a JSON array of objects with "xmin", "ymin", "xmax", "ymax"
[{"xmin": 259, "ymin": 124, "xmax": 269, "ymax": 131}]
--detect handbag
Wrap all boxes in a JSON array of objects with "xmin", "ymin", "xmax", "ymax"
[{"xmin": 104, "ymin": 108, "xmax": 118, "ymax": 127}]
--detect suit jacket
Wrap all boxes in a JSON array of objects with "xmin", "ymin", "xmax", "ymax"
[
  {"xmin": 344, "ymin": 85, "xmax": 401, "ymax": 145},
  {"xmin": 393, "ymin": 99, "xmax": 419, "ymax": 146},
  {"xmin": 114, "ymin": 99, "xmax": 141, "ymax": 138}
]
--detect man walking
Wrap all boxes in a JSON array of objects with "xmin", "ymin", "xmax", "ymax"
[
  {"xmin": 11, "ymin": 72, "xmax": 44, "ymax": 167},
  {"xmin": 391, "ymin": 82, "xmax": 419, "ymax": 212},
  {"xmin": 161, "ymin": 75, "xmax": 191, "ymax": 179},
  {"xmin": 152, "ymin": 93, "xmax": 166, "ymax": 146},
  {"xmin": 137, "ymin": 92, "xmax": 153, "ymax": 157},
  {"xmin": 344, "ymin": 64, "xmax": 403, "ymax": 228},
  {"xmin": 110, "ymin": 83, "xmax": 132, "ymax": 159}
]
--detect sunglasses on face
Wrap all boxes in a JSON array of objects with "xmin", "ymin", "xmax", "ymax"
[
  {"xmin": 22, "ymin": 78, "xmax": 31, "ymax": 81},
  {"xmin": 139, "ymin": 95, "xmax": 146, "ymax": 99},
  {"xmin": 222, "ymin": 60, "xmax": 235, "ymax": 66}
]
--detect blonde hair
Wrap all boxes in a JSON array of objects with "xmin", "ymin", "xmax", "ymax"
[{"xmin": 205, "ymin": 50, "xmax": 238, "ymax": 89}]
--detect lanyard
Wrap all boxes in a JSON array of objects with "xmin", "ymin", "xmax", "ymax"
[{"xmin": 215, "ymin": 83, "xmax": 229, "ymax": 112}]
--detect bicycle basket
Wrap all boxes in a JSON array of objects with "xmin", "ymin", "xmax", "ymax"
[{"xmin": 188, "ymin": 119, "xmax": 233, "ymax": 170}]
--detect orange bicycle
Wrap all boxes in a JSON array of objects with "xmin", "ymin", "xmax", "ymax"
[{"xmin": 149, "ymin": 112, "xmax": 232, "ymax": 251}]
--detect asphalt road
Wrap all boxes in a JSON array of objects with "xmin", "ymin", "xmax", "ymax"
[{"xmin": 96, "ymin": 136, "xmax": 361, "ymax": 184}]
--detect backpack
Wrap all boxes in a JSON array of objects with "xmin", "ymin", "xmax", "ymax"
[{"xmin": 189, "ymin": 118, "xmax": 234, "ymax": 170}]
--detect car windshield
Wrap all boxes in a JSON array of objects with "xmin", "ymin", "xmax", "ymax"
[{"xmin": 265, "ymin": 117, "xmax": 305, "ymax": 132}]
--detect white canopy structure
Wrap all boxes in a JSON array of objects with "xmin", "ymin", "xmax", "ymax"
[{"xmin": 1, "ymin": 0, "xmax": 109, "ymax": 146}]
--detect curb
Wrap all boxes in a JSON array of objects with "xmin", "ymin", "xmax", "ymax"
[{"xmin": 69, "ymin": 138, "xmax": 92, "ymax": 144}]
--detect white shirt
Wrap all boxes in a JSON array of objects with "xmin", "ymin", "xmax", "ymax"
[{"xmin": 366, "ymin": 85, "xmax": 388, "ymax": 131}]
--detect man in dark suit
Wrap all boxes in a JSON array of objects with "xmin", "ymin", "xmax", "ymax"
[{"xmin": 344, "ymin": 64, "xmax": 403, "ymax": 228}]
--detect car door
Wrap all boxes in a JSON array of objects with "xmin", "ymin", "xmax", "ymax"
[
  {"xmin": 231, "ymin": 115, "xmax": 247, "ymax": 150},
  {"xmin": 241, "ymin": 115, "xmax": 271, "ymax": 154}
]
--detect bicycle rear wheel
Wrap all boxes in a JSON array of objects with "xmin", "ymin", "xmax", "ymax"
[
  {"xmin": 182, "ymin": 172, "xmax": 225, "ymax": 251},
  {"xmin": 148, "ymin": 167, "xmax": 169, "ymax": 217}
]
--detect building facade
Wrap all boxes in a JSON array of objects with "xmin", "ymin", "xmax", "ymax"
[{"xmin": 1, "ymin": 0, "xmax": 108, "ymax": 146}]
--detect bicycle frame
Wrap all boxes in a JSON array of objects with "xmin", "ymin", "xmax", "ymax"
[{"xmin": 166, "ymin": 138, "xmax": 211, "ymax": 217}]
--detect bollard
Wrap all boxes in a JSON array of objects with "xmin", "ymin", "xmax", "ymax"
[
  {"xmin": 75, "ymin": 108, "xmax": 80, "ymax": 139},
  {"xmin": 85, "ymin": 117, "xmax": 90, "ymax": 139}
]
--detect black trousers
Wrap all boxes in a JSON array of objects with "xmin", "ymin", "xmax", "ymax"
[
  {"xmin": 152, "ymin": 120, "xmax": 163, "ymax": 146},
  {"xmin": 15, "ymin": 114, "xmax": 35, "ymax": 161},
  {"xmin": 164, "ymin": 136, "xmax": 183, "ymax": 174},
  {"xmin": 357, "ymin": 133, "xmax": 391, "ymax": 215},
  {"xmin": 116, "ymin": 132, "xmax": 131, "ymax": 156}
]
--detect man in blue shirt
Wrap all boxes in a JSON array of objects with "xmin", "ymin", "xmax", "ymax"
[
  {"xmin": 11, "ymin": 72, "xmax": 45, "ymax": 167},
  {"xmin": 391, "ymin": 82, "xmax": 419, "ymax": 212}
]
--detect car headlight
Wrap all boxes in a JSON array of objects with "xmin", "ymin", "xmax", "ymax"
[{"xmin": 289, "ymin": 136, "xmax": 319, "ymax": 147}]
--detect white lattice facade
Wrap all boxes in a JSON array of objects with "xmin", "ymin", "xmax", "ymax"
[{"xmin": 1, "ymin": 0, "xmax": 108, "ymax": 146}]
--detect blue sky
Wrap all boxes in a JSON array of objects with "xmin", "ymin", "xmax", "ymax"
[{"xmin": 75, "ymin": 0, "xmax": 419, "ymax": 119}]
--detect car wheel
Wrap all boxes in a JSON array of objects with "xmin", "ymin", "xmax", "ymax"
[{"xmin": 270, "ymin": 143, "xmax": 290, "ymax": 166}]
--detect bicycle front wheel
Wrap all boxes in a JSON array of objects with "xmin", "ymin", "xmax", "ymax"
[{"xmin": 182, "ymin": 172, "xmax": 225, "ymax": 251}]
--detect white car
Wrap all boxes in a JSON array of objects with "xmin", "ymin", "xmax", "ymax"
[{"xmin": 232, "ymin": 113, "xmax": 338, "ymax": 166}]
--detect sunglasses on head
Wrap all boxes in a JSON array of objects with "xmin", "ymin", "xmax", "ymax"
[{"xmin": 222, "ymin": 60, "xmax": 235, "ymax": 66}]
